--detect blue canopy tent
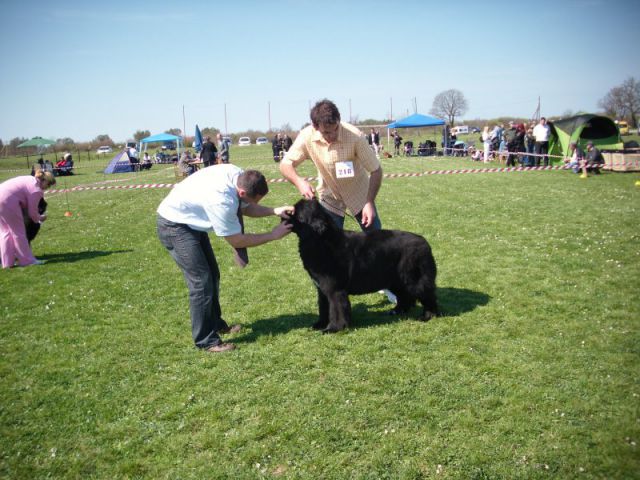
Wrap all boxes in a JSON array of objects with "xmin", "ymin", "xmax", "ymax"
[
  {"xmin": 387, "ymin": 113, "xmax": 445, "ymax": 129},
  {"xmin": 387, "ymin": 113, "xmax": 446, "ymax": 155},
  {"xmin": 140, "ymin": 133, "xmax": 183, "ymax": 159}
]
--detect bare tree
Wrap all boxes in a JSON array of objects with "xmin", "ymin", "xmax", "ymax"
[
  {"xmin": 93, "ymin": 134, "xmax": 113, "ymax": 145},
  {"xmin": 429, "ymin": 89, "xmax": 468, "ymax": 126},
  {"xmin": 133, "ymin": 130, "xmax": 151, "ymax": 141},
  {"xmin": 598, "ymin": 77, "xmax": 640, "ymax": 127},
  {"xmin": 165, "ymin": 128, "xmax": 182, "ymax": 136}
]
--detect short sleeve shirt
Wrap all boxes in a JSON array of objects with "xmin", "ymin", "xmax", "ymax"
[
  {"xmin": 157, "ymin": 164, "xmax": 243, "ymax": 236},
  {"xmin": 282, "ymin": 122, "xmax": 380, "ymax": 217}
]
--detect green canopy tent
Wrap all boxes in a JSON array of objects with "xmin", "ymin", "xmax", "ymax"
[
  {"xmin": 17, "ymin": 137, "xmax": 56, "ymax": 148},
  {"xmin": 548, "ymin": 114, "xmax": 623, "ymax": 161},
  {"xmin": 17, "ymin": 137, "xmax": 57, "ymax": 168}
]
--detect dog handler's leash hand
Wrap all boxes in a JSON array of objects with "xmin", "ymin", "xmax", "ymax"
[{"xmin": 297, "ymin": 179, "xmax": 316, "ymax": 200}]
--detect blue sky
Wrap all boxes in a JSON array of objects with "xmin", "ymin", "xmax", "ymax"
[{"xmin": 1, "ymin": 0, "xmax": 638, "ymax": 143}]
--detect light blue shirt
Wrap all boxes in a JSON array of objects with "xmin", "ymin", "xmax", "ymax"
[{"xmin": 157, "ymin": 164, "xmax": 244, "ymax": 236}]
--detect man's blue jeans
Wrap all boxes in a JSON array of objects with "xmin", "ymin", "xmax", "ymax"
[{"xmin": 157, "ymin": 215, "xmax": 229, "ymax": 349}]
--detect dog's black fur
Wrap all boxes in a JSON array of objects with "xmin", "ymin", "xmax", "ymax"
[
  {"xmin": 24, "ymin": 198, "xmax": 47, "ymax": 244},
  {"xmin": 286, "ymin": 198, "xmax": 438, "ymax": 332}
]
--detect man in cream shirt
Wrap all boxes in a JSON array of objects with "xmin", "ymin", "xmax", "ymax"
[{"xmin": 280, "ymin": 99, "xmax": 395, "ymax": 304}]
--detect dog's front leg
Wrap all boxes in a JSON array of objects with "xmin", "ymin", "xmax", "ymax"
[
  {"xmin": 323, "ymin": 291, "xmax": 351, "ymax": 333},
  {"xmin": 312, "ymin": 288, "xmax": 329, "ymax": 330}
]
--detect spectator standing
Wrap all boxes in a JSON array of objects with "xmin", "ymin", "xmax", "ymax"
[
  {"xmin": 525, "ymin": 126, "xmax": 536, "ymax": 166},
  {"xmin": 271, "ymin": 133, "xmax": 282, "ymax": 162},
  {"xmin": 156, "ymin": 165, "xmax": 293, "ymax": 352},
  {"xmin": 369, "ymin": 128, "xmax": 380, "ymax": 157},
  {"xmin": 392, "ymin": 130, "xmax": 403, "ymax": 156},
  {"xmin": 533, "ymin": 117, "xmax": 551, "ymax": 166},
  {"xmin": 200, "ymin": 136, "xmax": 218, "ymax": 167},
  {"xmin": 482, "ymin": 126, "xmax": 492, "ymax": 163},
  {"xmin": 505, "ymin": 123, "xmax": 526, "ymax": 167},
  {"xmin": 0, "ymin": 171, "xmax": 55, "ymax": 268},
  {"xmin": 216, "ymin": 133, "xmax": 230, "ymax": 164},
  {"xmin": 281, "ymin": 133, "xmax": 293, "ymax": 153}
]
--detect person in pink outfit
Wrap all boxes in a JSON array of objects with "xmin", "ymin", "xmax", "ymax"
[{"xmin": 0, "ymin": 170, "xmax": 55, "ymax": 268}]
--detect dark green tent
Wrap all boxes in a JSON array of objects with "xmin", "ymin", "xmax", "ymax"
[{"xmin": 548, "ymin": 114, "xmax": 623, "ymax": 160}]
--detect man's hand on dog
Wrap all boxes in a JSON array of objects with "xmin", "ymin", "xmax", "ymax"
[
  {"xmin": 274, "ymin": 205, "xmax": 294, "ymax": 219},
  {"xmin": 297, "ymin": 180, "xmax": 316, "ymax": 200}
]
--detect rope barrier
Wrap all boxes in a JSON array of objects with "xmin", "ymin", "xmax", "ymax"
[{"xmin": 45, "ymin": 162, "xmax": 639, "ymax": 196}]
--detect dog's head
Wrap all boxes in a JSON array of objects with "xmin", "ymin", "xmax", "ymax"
[{"xmin": 284, "ymin": 198, "xmax": 335, "ymax": 238}]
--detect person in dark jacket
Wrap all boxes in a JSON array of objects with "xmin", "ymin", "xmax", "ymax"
[
  {"xmin": 282, "ymin": 133, "xmax": 293, "ymax": 153},
  {"xmin": 200, "ymin": 136, "xmax": 218, "ymax": 167},
  {"xmin": 584, "ymin": 142, "xmax": 605, "ymax": 175},
  {"xmin": 506, "ymin": 123, "xmax": 526, "ymax": 166},
  {"xmin": 272, "ymin": 133, "xmax": 282, "ymax": 162}
]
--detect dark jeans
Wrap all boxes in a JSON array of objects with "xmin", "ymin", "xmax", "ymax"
[
  {"xmin": 534, "ymin": 141, "xmax": 549, "ymax": 166},
  {"xmin": 320, "ymin": 203, "xmax": 382, "ymax": 232},
  {"xmin": 525, "ymin": 142, "xmax": 535, "ymax": 166},
  {"xmin": 157, "ymin": 215, "xmax": 229, "ymax": 349}
]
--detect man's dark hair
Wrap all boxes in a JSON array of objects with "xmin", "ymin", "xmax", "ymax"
[
  {"xmin": 310, "ymin": 99, "xmax": 341, "ymax": 128},
  {"xmin": 238, "ymin": 169, "xmax": 269, "ymax": 198}
]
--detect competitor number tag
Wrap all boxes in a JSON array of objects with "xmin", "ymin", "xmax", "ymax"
[{"xmin": 336, "ymin": 161, "xmax": 354, "ymax": 178}]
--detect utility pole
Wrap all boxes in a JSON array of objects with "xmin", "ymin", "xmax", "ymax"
[{"xmin": 224, "ymin": 103, "xmax": 228, "ymax": 135}]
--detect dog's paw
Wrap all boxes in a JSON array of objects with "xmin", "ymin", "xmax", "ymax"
[
  {"xmin": 312, "ymin": 319, "xmax": 329, "ymax": 330},
  {"xmin": 422, "ymin": 311, "xmax": 437, "ymax": 322},
  {"xmin": 322, "ymin": 322, "xmax": 347, "ymax": 334}
]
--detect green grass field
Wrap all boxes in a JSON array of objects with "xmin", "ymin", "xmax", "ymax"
[{"xmin": 1, "ymin": 146, "xmax": 639, "ymax": 479}]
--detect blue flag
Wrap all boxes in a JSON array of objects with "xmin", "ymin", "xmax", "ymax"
[{"xmin": 194, "ymin": 124, "xmax": 203, "ymax": 152}]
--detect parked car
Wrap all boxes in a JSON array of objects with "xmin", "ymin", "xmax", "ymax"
[
  {"xmin": 96, "ymin": 146, "xmax": 113, "ymax": 154},
  {"xmin": 162, "ymin": 141, "xmax": 177, "ymax": 150},
  {"xmin": 256, "ymin": 137, "xmax": 269, "ymax": 145},
  {"xmin": 471, "ymin": 127, "xmax": 481, "ymax": 133},
  {"xmin": 238, "ymin": 137, "xmax": 251, "ymax": 146},
  {"xmin": 616, "ymin": 120, "xmax": 629, "ymax": 135}
]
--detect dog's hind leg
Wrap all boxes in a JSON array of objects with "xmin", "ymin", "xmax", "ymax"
[
  {"xmin": 391, "ymin": 293, "xmax": 415, "ymax": 316},
  {"xmin": 323, "ymin": 291, "xmax": 351, "ymax": 333},
  {"xmin": 312, "ymin": 288, "xmax": 330, "ymax": 330},
  {"xmin": 419, "ymin": 289, "xmax": 439, "ymax": 321}
]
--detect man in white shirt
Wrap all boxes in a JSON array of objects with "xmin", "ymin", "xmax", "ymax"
[
  {"xmin": 532, "ymin": 117, "xmax": 551, "ymax": 166},
  {"xmin": 157, "ymin": 164, "xmax": 293, "ymax": 353}
]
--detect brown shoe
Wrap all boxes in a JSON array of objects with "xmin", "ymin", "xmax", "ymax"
[
  {"xmin": 205, "ymin": 343, "xmax": 236, "ymax": 353},
  {"xmin": 219, "ymin": 324, "xmax": 242, "ymax": 334}
]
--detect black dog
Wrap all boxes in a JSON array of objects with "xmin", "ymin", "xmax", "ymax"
[
  {"xmin": 286, "ymin": 199, "xmax": 438, "ymax": 333},
  {"xmin": 24, "ymin": 198, "xmax": 47, "ymax": 243}
]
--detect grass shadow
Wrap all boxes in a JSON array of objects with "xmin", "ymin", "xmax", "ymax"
[
  {"xmin": 234, "ymin": 287, "xmax": 490, "ymax": 343},
  {"xmin": 233, "ymin": 313, "xmax": 318, "ymax": 344},
  {"xmin": 437, "ymin": 287, "xmax": 490, "ymax": 317},
  {"xmin": 39, "ymin": 249, "xmax": 134, "ymax": 264}
]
